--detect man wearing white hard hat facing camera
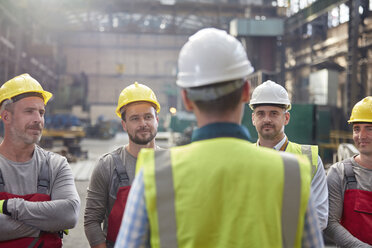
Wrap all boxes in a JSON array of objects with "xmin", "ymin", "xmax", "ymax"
[
  {"xmin": 324, "ymin": 97, "xmax": 372, "ymax": 247},
  {"xmin": 0, "ymin": 74, "xmax": 80, "ymax": 247},
  {"xmin": 84, "ymin": 82, "xmax": 161, "ymax": 248},
  {"xmin": 115, "ymin": 28, "xmax": 323, "ymax": 248},
  {"xmin": 250, "ymin": 80, "xmax": 328, "ymax": 230}
]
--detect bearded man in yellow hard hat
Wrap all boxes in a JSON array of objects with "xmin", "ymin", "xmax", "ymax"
[
  {"xmin": 84, "ymin": 82, "xmax": 161, "ymax": 248},
  {"xmin": 324, "ymin": 96, "xmax": 372, "ymax": 247},
  {"xmin": 0, "ymin": 74, "xmax": 80, "ymax": 247}
]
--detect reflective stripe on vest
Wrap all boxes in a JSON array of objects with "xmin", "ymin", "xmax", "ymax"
[
  {"xmin": 280, "ymin": 152, "xmax": 301, "ymax": 248},
  {"xmin": 154, "ymin": 150, "xmax": 178, "ymax": 248},
  {"xmin": 285, "ymin": 142, "xmax": 318, "ymax": 179},
  {"xmin": 153, "ymin": 150, "xmax": 302, "ymax": 248},
  {"xmin": 257, "ymin": 141, "xmax": 317, "ymax": 179},
  {"xmin": 300, "ymin": 145, "xmax": 316, "ymax": 178}
]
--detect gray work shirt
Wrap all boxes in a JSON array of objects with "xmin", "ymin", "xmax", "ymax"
[
  {"xmin": 0, "ymin": 145, "xmax": 81, "ymax": 241},
  {"xmin": 324, "ymin": 156, "xmax": 372, "ymax": 248},
  {"xmin": 84, "ymin": 146, "xmax": 137, "ymax": 247}
]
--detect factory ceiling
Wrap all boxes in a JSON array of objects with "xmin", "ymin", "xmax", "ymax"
[{"xmin": 1, "ymin": 0, "xmax": 281, "ymax": 35}]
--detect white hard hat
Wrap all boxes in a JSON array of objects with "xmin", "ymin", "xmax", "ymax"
[
  {"xmin": 249, "ymin": 80, "xmax": 291, "ymax": 110},
  {"xmin": 176, "ymin": 28, "xmax": 254, "ymax": 88}
]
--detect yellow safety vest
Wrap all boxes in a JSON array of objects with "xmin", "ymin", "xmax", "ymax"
[
  {"xmin": 285, "ymin": 142, "xmax": 318, "ymax": 179},
  {"xmin": 138, "ymin": 138, "xmax": 312, "ymax": 248}
]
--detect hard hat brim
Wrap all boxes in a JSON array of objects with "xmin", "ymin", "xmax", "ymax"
[
  {"xmin": 249, "ymin": 103, "xmax": 291, "ymax": 111},
  {"xmin": 348, "ymin": 119, "xmax": 372, "ymax": 124},
  {"xmin": 116, "ymin": 100, "xmax": 160, "ymax": 118}
]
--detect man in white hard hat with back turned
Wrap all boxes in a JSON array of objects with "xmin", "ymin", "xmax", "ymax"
[
  {"xmin": 84, "ymin": 82, "xmax": 161, "ymax": 248},
  {"xmin": 250, "ymin": 80, "xmax": 328, "ymax": 230},
  {"xmin": 115, "ymin": 28, "xmax": 323, "ymax": 248}
]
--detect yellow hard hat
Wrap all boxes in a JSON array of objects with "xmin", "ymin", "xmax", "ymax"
[
  {"xmin": 348, "ymin": 96, "xmax": 372, "ymax": 123},
  {"xmin": 0, "ymin": 73, "xmax": 53, "ymax": 107},
  {"xmin": 115, "ymin": 82, "xmax": 160, "ymax": 118}
]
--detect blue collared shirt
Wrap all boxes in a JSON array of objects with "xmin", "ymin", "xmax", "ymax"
[
  {"xmin": 115, "ymin": 123, "xmax": 324, "ymax": 248},
  {"xmin": 191, "ymin": 122, "xmax": 251, "ymax": 142}
]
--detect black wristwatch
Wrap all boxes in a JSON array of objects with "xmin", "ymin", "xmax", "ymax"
[{"xmin": 2, "ymin": 199, "xmax": 11, "ymax": 216}]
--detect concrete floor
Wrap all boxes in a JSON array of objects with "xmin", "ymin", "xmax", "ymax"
[
  {"xmin": 64, "ymin": 133, "xmax": 131, "ymax": 248},
  {"xmin": 63, "ymin": 180, "xmax": 90, "ymax": 248}
]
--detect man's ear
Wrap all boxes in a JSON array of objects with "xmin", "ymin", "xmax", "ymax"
[
  {"xmin": 241, "ymin": 80, "xmax": 251, "ymax": 103},
  {"xmin": 181, "ymin": 89, "xmax": 194, "ymax": 111},
  {"xmin": 284, "ymin": 111, "xmax": 290, "ymax": 126},
  {"xmin": 1, "ymin": 110, "xmax": 10, "ymax": 123}
]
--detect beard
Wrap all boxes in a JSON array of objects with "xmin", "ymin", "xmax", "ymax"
[
  {"xmin": 355, "ymin": 141, "xmax": 372, "ymax": 156},
  {"xmin": 259, "ymin": 124, "xmax": 282, "ymax": 140},
  {"xmin": 128, "ymin": 128, "xmax": 157, "ymax": 145},
  {"xmin": 10, "ymin": 123, "xmax": 43, "ymax": 145}
]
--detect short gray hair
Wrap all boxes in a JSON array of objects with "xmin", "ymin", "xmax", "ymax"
[{"xmin": 0, "ymin": 99, "xmax": 14, "ymax": 113}]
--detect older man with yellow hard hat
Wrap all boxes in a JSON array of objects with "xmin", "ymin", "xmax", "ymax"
[{"xmin": 0, "ymin": 74, "xmax": 80, "ymax": 247}]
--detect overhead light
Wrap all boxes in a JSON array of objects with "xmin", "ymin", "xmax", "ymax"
[
  {"xmin": 113, "ymin": 17, "xmax": 119, "ymax": 28},
  {"xmin": 160, "ymin": 0, "xmax": 175, "ymax": 5},
  {"xmin": 169, "ymin": 107, "xmax": 177, "ymax": 115},
  {"xmin": 160, "ymin": 22, "xmax": 166, "ymax": 29}
]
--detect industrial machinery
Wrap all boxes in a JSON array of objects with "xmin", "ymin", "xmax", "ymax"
[
  {"xmin": 337, "ymin": 143, "xmax": 359, "ymax": 162},
  {"xmin": 39, "ymin": 114, "xmax": 87, "ymax": 162}
]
